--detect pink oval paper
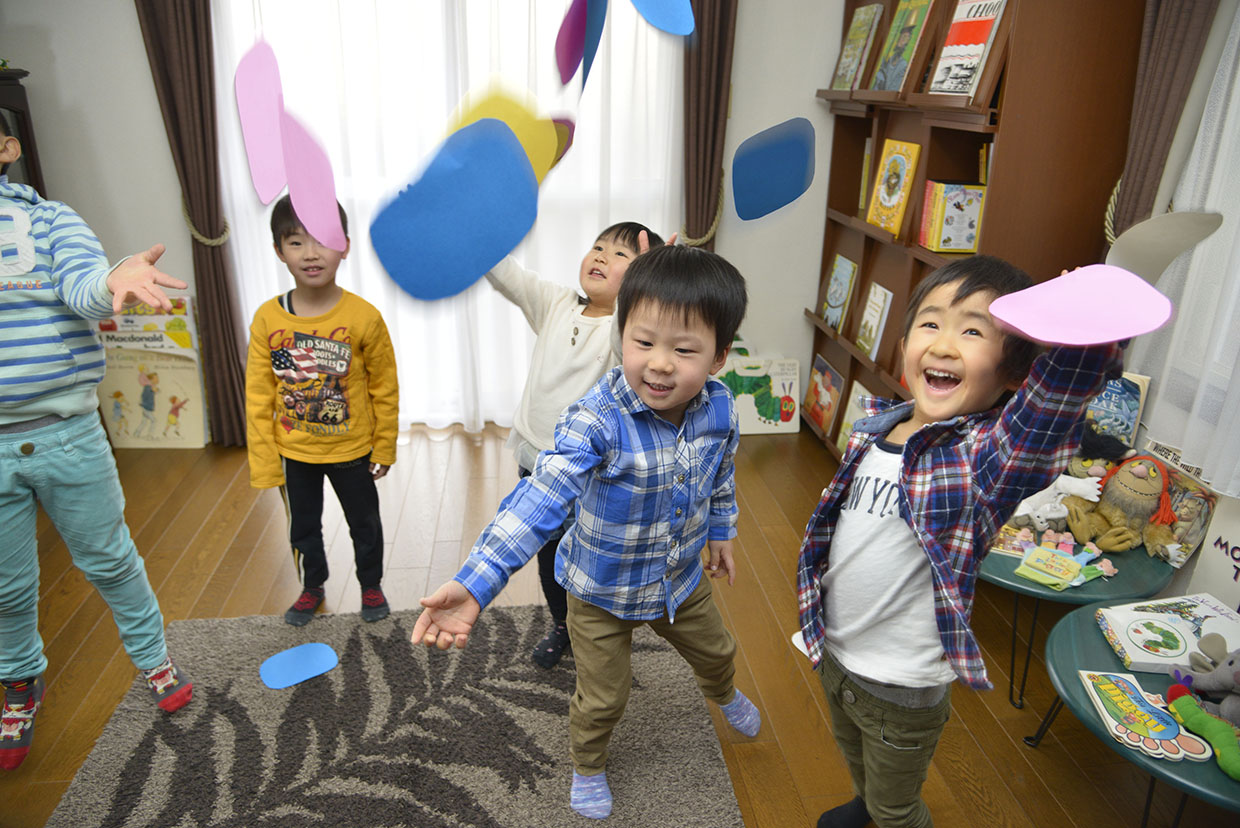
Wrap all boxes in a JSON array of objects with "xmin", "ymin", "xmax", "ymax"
[
  {"xmin": 988, "ymin": 264, "xmax": 1172, "ymax": 345},
  {"xmin": 234, "ymin": 41, "xmax": 286, "ymax": 204},
  {"xmin": 280, "ymin": 111, "xmax": 347, "ymax": 252}
]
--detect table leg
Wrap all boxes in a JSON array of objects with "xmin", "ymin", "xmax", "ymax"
[
  {"xmin": 1170, "ymin": 791, "xmax": 1187, "ymax": 828},
  {"xmin": 1022, "ymin": 694, "xmax": 1063, "ymax": 748},
  {"xmin": 1140, "ymin": 776, "xmax": 1156, "ymax": 828},
  {"xmin": 1007, "ymin": 593, "xmax": 1041, "ymax": 709}
]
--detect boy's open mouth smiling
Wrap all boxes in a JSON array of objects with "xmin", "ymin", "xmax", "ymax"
[{"xmin": 924, "ymin": 368, "xmax": 960, "ymax": 391}]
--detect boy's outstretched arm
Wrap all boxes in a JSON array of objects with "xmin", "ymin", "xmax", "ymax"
[
  {"xmin": 106, "ymin": 243, "xmax": 188, "ymax": 312},
  {"xmin": 412, "ymin": 581, "xmax": 482, "ymax": 649}
]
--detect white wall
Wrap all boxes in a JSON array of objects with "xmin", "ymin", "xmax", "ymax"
[
  {"xmin": 0, "ymin": 0, "xmax": 195, "ymax": 291},
  {"xmin": 714, "ymin": 0, "xmax": 839, "ymax": 379}
]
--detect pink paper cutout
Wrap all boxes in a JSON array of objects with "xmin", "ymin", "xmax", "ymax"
[
  {"xmin": 280, "ymin": 112, "xmax": 347, "ymax": 252},
  {"xmin": 556, "ymin": 0, "xmax": 588, "ymax": 85},
  {"xmin": 234, "ymin": 41, "xmax": 287, "ymax": 204},
  {"xmin": 988, "ymin": 264, "xmax": 1172, "ymax": 346}
]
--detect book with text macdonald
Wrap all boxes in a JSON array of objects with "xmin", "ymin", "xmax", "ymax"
[
  {"xmin": 830, "ymin": 4, "xmax": 884, "ymax": 90},
  {"xmin": 866, "ymin": 139, "xmax": 921, "ymax": 237},
  {"xmin": 1095, "ymin": 593, "xmax": 1240, "ymax": 673},
  {"xmin": 927, "ymin": 0, "xmax": 1007, "ymax": 97}
]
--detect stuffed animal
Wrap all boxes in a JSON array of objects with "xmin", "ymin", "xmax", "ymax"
[
  {"xmin": 1170, "ymin": 639, "xmax": 1240, "ymax": 728},
  {"xmin": 1011, "ymin": 423, "xmax": 1133, "ymax": 533},
  {"xmin": 1166, "ymin": 684, "xmax": 1240, "ymax": 781},
  {"xmin": 1063, "ymin": 455, "xmax": 1180, "ymax": 558}
]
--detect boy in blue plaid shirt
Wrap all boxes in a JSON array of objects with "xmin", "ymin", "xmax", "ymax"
[
  {"xmin": 413, "ymin": 245, "xmax": 760, "ymax": 820},
  {"xmin": 797, "ymin": 256, "xmax": 1122, "ymax": 828}
]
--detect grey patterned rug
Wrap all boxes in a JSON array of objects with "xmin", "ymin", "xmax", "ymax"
[{"xmin": 47, "ymin": 607, "xmax": 744, "ymax": 828}]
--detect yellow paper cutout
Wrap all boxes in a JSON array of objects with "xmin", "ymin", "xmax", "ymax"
[{"xmin": 448, "ymin": 88, "xmax": 558, "ymax": 184}]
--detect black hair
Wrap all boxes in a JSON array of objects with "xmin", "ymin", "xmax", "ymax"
[
  {"xmin": 902, "ymin": 253, "xmax": 1040, "ymax": 384},
  {"xmin": 596, "ymin": 221, "xmax": 663, "ymax": 252},
  {"xmin": 0, "ymin": 111, "xmax": 11, "ymax": 175},
  {"xmin": 270, "ymin": 193, "xmax": 349, "ymax": 246},
  {"xmin": 616, "ymin": 245, "xmax": 747, "ymax": 356}
]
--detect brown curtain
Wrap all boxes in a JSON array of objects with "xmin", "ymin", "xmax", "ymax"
[
  {"xmin": 134, "ymin": 0, "xmax": 247, "ymax": 446},
  {"xmin": 682, "ymin": 0, "xmax": 738, "ymax": 251},
  {"xmin": 1112, "ymin": 0, "xmax": 1220, "ymax": 238}
]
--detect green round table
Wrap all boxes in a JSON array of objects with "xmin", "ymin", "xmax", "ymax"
[
  {"xmin": 1035, "ymin": 600, "xmax": 1240, "ymax": 823},
  {"xmin": 979, "ymin": 545, "xmax": 1175, "ymax": 708}
]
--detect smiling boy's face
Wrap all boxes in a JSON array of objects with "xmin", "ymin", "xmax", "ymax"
[
  {"xmin": 621, "ymin": 300, "xmax": 728, "ymax": 427},
  {"xmin": 578, "ymin": 233, "xmax": 638, "ymax": 315},
  {"xmin": 275, "ymin": 227, "xmax": 350, "ymax": 290},
  {"xmin": 899, "ymin": 280, "xmax": 1019, "ymax": 432}
]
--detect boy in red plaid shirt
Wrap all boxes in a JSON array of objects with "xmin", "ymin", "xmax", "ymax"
[{"xmin": 796, "ymin": 256, "xmax": 1122, "ymax": 828}]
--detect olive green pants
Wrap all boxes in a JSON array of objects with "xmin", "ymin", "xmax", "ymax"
[{"xmin": 566, "ymin": 576, "xmax": 736, "ymax": 774}]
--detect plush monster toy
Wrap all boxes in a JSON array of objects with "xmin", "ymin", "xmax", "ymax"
[
  {"xmin": 1011, "ymin": 423, "xmax": 1133, "ymax": 533},
  {"xmin": 1063, "ymin": 455, "xmax": 1180, "ymax": 557}
]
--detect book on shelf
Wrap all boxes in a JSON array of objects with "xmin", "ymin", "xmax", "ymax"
[
  {"xmin": 1077, "ymin": 670, "xmax": 1213, "ymax": 761},
  {"xmin": 854, "ymin": 282, "xmax": 893, "ymax": 361},
  {"xmin": 858, "ymin": 136, "xmax": 873, "ymax": 211},
  {"xmin": 836, "ymin": 378, "xmax": 877, "ymax": 454},
  {"xmin": 1085, "ymin": 371, "xmax": 1150, "ymax": 447},
  {"xmin": 1095, "ymin": 593, "xmax": 1240, "ymax": 673},
  {"xmin": 803, "ymin": 353, "xmax": 845, "ymax": 435},
  {"xmin": 868, "ymin": 0, "xmax": 936, "ymax": 93},
  {"xmin": 822, "ymin": 254, "xmax": 858, "ymax": 334},
  {"xmin": 918, "ymin": 180, "xmax": 986, "ymax": 253},
  {"xmin": 978, "ymin": 143, "xmax": 989, "ymax": 184},
  {"xmin": 928, "ymin": 0, "xmax": 1008, "ymax": 97},
  {"xmin": 829, "ymin": 4, "xmax": 884, "ymax": 90},
  {"xmin": 865, "ymin": 139, "xmax": 921, "ymax": 237}
]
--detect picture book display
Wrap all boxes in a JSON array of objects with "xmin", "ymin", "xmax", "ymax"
[
  {"xmin": 822, "ymin": 254, "xmax": 858, "ymax": 333},
  {"xmin": 865, "ymin": 139, "xmax": 921, "ymax": 237},
  {"xmin": 803, "ymin": 354, "xmax": 845, "ymax": 435},
  {"xmin": 1085, "ymin": 372, "xmax": 1150, "ymax": 447},
  {"xmin": 830, "ymin": 4, "xmax": 884, "ymax": 90},
  {"xmin": 854, "ymin": 282, "xmax": 893, "ymax": 361},
  {"xmin": 918, "ymin": 180, "xmax": 986, "ymax": 252},
  {"xmin": 928, "ymin": 0, "xmax": 1007, "ymax": 97},
  {"xmin": 836, "ymin": 379, "xmax": 877, "ymax": 453},
  {"xmin": 1164, "ymin": 465, "xmax": 1219, "ymax": 569},
  {"xmin": 1095, "ymin": 593, "xmax": 1240, "ymax": 673},
  {"xmin": 868, "ymin": 0, "xmax": 935, "ymax": 92},
  {"xmin": 1077, "ymin": 670, "xmax": 1213, "ymax": 761},
  {"xmin": 718, "ymin": 357, "xmax": 800, "ymax": 435}
]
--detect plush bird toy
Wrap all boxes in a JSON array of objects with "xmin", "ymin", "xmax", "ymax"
[{"xmin": 1166, "ymin": 684, "xmax": 1240, "ymax": 782}]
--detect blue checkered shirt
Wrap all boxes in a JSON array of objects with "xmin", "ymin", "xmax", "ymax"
[
  {"xmin": 457, "ymin": 366, "xmax": 739, "ymax": 620},
  {"xmin": 796, "ymin": 344, "xmax": 1123, "ymax": 689}
]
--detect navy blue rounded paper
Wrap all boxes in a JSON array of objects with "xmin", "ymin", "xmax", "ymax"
[{"xmin": 732, "ymin": 117, "xmax": 816, "ymax": 221}]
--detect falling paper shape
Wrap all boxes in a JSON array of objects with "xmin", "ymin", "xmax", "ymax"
[
  {"xmin": 732, "ymin": 117, "xmax": 816, "ymax": 220},
  {"xmin": 630, "ymin": 0, "xmax": 695, "ymax": 35},
  {"xmin": 234, "ymin": 40, "xmax": 286, "ymax": 204},
  {"xmin": 1105, "ymin": 211, "xmax": 1223, "ymax": 284},
  {"xmin": 989, "ymin": 264, "xmax": 1172, "ymax": 346},
  {"xmin": 449, "ymin": 89, "xmax": 559, "ymax": 184},
  {"xmin": 370, "ymin": 119, "xmax": 538, "ymax": 301},
  {"xmin": 556, "ymin": 0, "xmax": 589, "ymax": 84},
  {"xmin": 582, "ymin": 0, "xmax": 608, "ymax": 90},
  {"xmin": 552, "ymin": 117, "xmax": 576, "ymax": 167},
  {"xmin": 280, "ymin": 111, "xmax": 347, "ymax": 251},
  {"xmin": 791, "ymin": 630, "xmax": 810, "ymax": 657},
  {"xmin": 260, "ymin": 642, "xmax": 339, "ymax": 689}
]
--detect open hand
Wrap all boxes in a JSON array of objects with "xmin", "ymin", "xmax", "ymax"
[
  {"xmin": 411, "ymin": 581, "xmax": 481, "ymax": 649},
  {"xmin": 106, "ymin": 243, "xmax": 188, "ymax": 313}
]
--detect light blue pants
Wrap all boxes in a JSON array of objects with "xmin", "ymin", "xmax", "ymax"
[{"xmin": 0, "ymin": 412, "xmax": 167, "ymax": 680}]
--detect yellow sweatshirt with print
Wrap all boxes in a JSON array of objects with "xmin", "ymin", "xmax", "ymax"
[{"xmin": 245, "ymin": 290, "xmax": 398, "ymax": 488}]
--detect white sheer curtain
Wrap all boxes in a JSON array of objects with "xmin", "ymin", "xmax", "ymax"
[
  {"xmin": 1128, "ymin": 4, "xmax": 1240, "ymax": 497},
  {"xmin": 210, "ymin": 0, "xmax": 684, "ymax": 430}
]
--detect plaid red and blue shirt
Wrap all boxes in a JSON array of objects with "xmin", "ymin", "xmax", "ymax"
[
  {"xmin": 457, "ymin": 366, "xmax": 739, "ymax": 621},
  {"xmin": 796, "ymin": 344, "xmax": 1122, "ymax": 689}
]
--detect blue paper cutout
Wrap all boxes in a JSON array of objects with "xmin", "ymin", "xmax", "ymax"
[
  {"xmin": 260, "ymin": 642, "xmax": 339, "ymax": 689},
  {"xmin": 630, "ymin": 0, "xmax": 695, "ymax": 36},
  {"xmin": 370, "ymin": 119, "xmax": 539, "ymax": 301},
  {"xmin": 732, "ymin": 118, "xmax": 816, "ymax": 221},
  {"xmin": 582, "ymin": 0, "xmax": 608, "ymax": 90}
]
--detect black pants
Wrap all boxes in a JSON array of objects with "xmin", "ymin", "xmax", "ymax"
[
  {"xmin": 283, "ymin": 454, "xmax": 383, "ymax": 590},
  {"xmin": 520, "ymin": 466, "xmax": 568, "ymax": 623}
]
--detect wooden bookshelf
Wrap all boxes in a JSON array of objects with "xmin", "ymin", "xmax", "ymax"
[{"xmin": 807, "ymin": 0, "xmax": 1143, "ymax": 452}]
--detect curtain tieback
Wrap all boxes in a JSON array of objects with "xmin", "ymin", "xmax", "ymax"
[
  {"xmin": 680, "ymin": 169, "xmax": 726, "ymax": 247},
  {"xmin": 181, "ymin": 197, "xmax": 231, "ymax": 247}
]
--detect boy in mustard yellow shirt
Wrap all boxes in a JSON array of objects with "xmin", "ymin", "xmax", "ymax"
[{"xmin": 245, "ymin": 196, "xmax": 399, "ymax": 625}]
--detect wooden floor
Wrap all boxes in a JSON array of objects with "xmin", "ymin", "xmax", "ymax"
[{"xmin": 1, "ymin": 424, "xmax": 1232, "ymax": 827}]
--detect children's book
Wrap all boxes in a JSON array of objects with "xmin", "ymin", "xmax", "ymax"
[
  {"xmin": 1095, "ymin": 593, "xmax": 1240, "ymax": 673},
  {"xmin": 927, "ymin": 0, "xmax": 1008, "ymax": 97},
  {"xmin": 718, "ymin": 357, "xmax": 800, "ymax": 434},
  {"xmin": 868, "ymin": 0, "xmax": 936, "ymax": 92},
  {"xmin": 988, "ymin": 522, "xmax": 1032, "ymax": 558},
  {"xmin": 822, "ymin": 254, "xmax": 858, "ymax": 334},
  {"xmin": 836, "ymin": 379, "xmax": 877, "ymax": 454},
  {"xmin": 1077, "ymin": 670, "xmax": 1213, "ymax": 761},
  {"xmin": 830, "ymin": 4, "xmax": 885, "ymax": 90},
  {"xmin": 1164, "ymin": 465, "xmax": 1218, "ymax": 569},
  {"xmin": 854, "ymin": 282, "xmax": 893, "ymax": 361},
  {"xmin": 918, "ymin": 180, "xmax": 986, "ymax": 252},
  {"xmin": 866, "ymin": 139, "xmax": 921, "ymax": 237},
  {"xmin": 803, "ymin": 354, "xmax": 845, "ymax": 434},
  {"xmin": 1085, "ymin": 371, "xmax": 1150, "ymax": 446},
  {"xmin": 858, "ymin": 136, "xmax": 873, "ymax": 211}
]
